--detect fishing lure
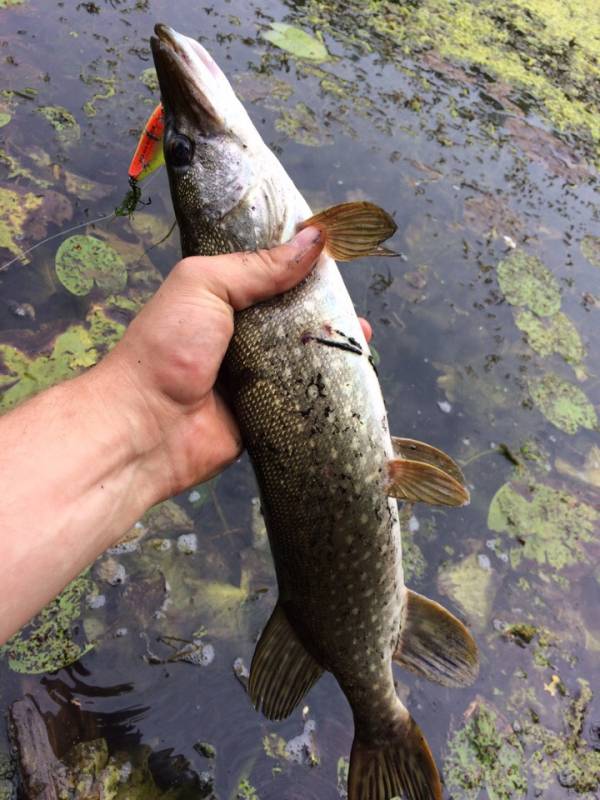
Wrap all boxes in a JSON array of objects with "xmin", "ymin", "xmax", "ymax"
[{"xmin": 128, "ymin": 102, "xmax": 165, "ymax": 183}]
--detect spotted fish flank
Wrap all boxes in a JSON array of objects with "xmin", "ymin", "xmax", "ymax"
[{"xmin": 150, "ymin": 24, "xmax": 478, "ymax": 800}]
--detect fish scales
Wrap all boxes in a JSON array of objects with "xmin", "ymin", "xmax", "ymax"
[{"xmin": 151, "ymin": 23, "xmax": 478, "ymax": 800}]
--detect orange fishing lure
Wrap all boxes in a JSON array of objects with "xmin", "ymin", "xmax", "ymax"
[{"xmin": 128, "ymin": 103, "xmax": 165, "ymax": 182}]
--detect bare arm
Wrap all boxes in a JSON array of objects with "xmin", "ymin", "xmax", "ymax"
[{"xmin": 0, "ymin": 227, "xmax": 325, "ymax": 644}]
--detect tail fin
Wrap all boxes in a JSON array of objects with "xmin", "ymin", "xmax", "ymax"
[{"xmin": 348, "ymin": 713, "xmax": 441, "ymax": 800}]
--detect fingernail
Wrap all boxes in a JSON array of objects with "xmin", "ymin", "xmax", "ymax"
[{"xmin": 290, "ymin": 225, "xmax": 322, "ymax": 250}]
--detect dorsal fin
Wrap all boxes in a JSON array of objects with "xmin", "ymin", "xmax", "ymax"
[{"xmin": 248, "ymin": 602, "xmax": 323, "ymax": 721}]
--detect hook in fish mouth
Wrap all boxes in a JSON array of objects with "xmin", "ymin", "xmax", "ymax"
[{"xmin": 150, "ymin": 23, "xmax": 227, "ymax": 133}]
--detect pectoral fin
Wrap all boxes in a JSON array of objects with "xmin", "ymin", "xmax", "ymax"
[
  {"xmin": 392, "ymin": 437, "xmax": 467, "ymax": 487},
  {"xmin": 248, "ymin": 602, "xmax": 323, "ymax": 721},
  {"xmin": 387, "ymin": 441, "xmax": 470, "ymax": 506},
  {"xmin": 297, "ymin": 201, "xmax": 398, "ymax": 261},
  {"xmin": 394, "ymin": 589, "xmax": 479, "ymax": 688}
]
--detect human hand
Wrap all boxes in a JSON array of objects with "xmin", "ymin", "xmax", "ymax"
[{"xmin": 101, "ymin": 227, "xmax": 373, "ymax": 501}]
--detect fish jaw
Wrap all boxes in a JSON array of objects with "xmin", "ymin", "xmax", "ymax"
[
  {"xmin": 151, "ymin": 23, "xmax": 250, "ymax": 138},
  {"xmin": 151, "ymin": 24, "xmax": 309, "ymax": 253}
]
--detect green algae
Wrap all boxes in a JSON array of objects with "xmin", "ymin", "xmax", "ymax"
[
  {"xmin": 55, "ymin": 234, "xmax": 127, "ymax": 296},
  {"xmin": 0, "ymin": 148, "xmax": 52, "ymax": 188},
  {"xmin": 437, "ymin": 553, "xmax": 499, "ymax": 631},
  {"xmin": 581, "ymin": 234, "xmax": 600, "ymax": 268},
  {"xmin": 236, "ymin": 778, "xmax": 259, "ymax": 800},
  {"xmin": 444, "ymin": 701, "xmax": 527, "ymax": 800},
  {"xmin": 0, "ymin": 186, "xmax": 43, "ymax": 258},
  {"xmin": 139, "ymin": 67, "xmax": 159, "ymax": 93},
  {"xmin": 497, "ymin": 251, "xmax": 560, "ymax": 316},
  {"xmin": 487, "ymin": 476, "xmax": 597, "ymax": 570},
  {"xmin": 274, "ymin": 101, "xmax": 332, "ymax": 146},
  {"xmin": 0, "ymin": 112, "xmax": 11, "ymax": 128},
  {"xmin": 515, "ymin": 310, "xmax": 585, "ymax": 365},
  {"xmin": 0, "ymin": 573, "xmax": 94, "ymax": 673},
  {"xmin": 82, "ymin": 76, "xmax": 117, "ymax": 117},
  {"xmin": 263, "ymin": 23, "xmax": 329, "ymax": 62},
  {"xmin": 0, "ymin": 0, "xmax": 23, "ymax": 7},
  {"xmin": 295, "ymin": 0, "xmax": 600, "ymax": 161},
  {"xmin": 37, "ymin": 105, "xmax": 80, "ymax": 147},
  {"xmin": 0, "ymin": 306, "xmax": 125, "ymax": 411},
  {"xmin": 528, "ymin": 373, "xmax": 597, "ymax": 433}
]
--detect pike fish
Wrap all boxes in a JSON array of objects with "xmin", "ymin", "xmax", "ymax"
[{"xmin": 151, "ymin": 24, "xmax": 478, "ymax": 800}]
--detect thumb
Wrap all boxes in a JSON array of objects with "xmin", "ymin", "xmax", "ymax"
[{"xmin": 190, "ymin": 225, "xmax": 324, "ymax": 311}]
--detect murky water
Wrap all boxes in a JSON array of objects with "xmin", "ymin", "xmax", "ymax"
[{"xmin": 1, "ymin": 1, "xmax": 599, "ymax": 798}]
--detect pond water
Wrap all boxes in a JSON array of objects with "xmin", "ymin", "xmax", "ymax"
[{"xmin": 1, "ymin": 1, "xmax": 599, "ymax": 798}]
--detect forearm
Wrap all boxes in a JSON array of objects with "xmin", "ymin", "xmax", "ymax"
[{"xmin": 0, "ymin": 357, "xmax": 163, "ymax": 644}]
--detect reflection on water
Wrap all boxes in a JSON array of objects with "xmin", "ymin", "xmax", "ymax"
[{"xmin": 1, "ymin": 0, "xmax": 599, "ymax": 798}]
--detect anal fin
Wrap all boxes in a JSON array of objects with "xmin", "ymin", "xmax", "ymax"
[
  {"xmin": 387, "ymin": 437, "xmax": 469, "ymax": 507},
  {"xmin": 394, "ymin": 589, "xmax": 479, "ymax": 688},
  {"xmin": 248, "ymin": 602, "xmax": 323, "ymax": 721}
]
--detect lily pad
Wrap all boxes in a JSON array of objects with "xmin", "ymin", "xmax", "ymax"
[
  {"xmin": 0, "ymin": 574, "xmax": 94, "ymax": 673},
  {"xmin": 497, "ymin": 251, "xmax": 561, "ymax": 316},
  {"xmin": 514, "ymin": 310, "xmax": 585, "ymax": 365},
  {"xmin": 528, "ymin": 373, "xmax": 597, "ymax": 433},
  {"xmin": 581, "ymin": 234, "xmax": 600, "ymax": 268},
  {"xmin": 487, "ymin": 476, "xmax": 597, "ymax": 570},
  {"xmin": 55, "ymin": 235, "xmax": 127, "ymax": 296},
  {"xmin": 263, "ymin": 23, "xmax": 330, "ymax": 61}
]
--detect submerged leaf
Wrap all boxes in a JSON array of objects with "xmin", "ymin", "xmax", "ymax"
[
  {"xmin": 437, "ymin": 553, "xmax": 499, "ymax": 631},
  {"xmin": 497, "ymin": 251, "xmax": 560, "ymax": 316},
  {"xmin": 0, "ymin": 111, "xmax": 11, "ymax": 128},
  {"xmin": 581, "ymin": 234, "xmax": 600, "ymax": 268},
  {"xmin": 528, "ymin": 373, "xmax": 597, "ymax": 433},
  {"xmin": 514, "ymin": 310, "xmax": 585, "ymax": 365},
  {"xmin": 55, "ymin": 235, "xmax": 127, "ymax": 296},
  {"xmin": 263, "ymin": 23, "xmax": 330, "ymax": 61}
]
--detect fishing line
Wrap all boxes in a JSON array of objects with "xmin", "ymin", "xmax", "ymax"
[{"xmin": 0, "ymin": 169, "xmax": 164, "ymax": 274}]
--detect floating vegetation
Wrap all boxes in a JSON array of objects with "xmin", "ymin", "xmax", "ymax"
[
  {"xmin": 0, "ymin": 111, "xmax": 11, "ymax": 128},
  {"xmin": 263, "ymin": 23, "xmax": 330, "ymax": 62},
  {"xmin": 37, "ymin": 105, "xmax": 80, "ymax": 147},
  {"xmin": 55, "ymin": 234, "xmax": 127, "ymax": 296},
  {"xmin": 444, "ymin": 700, "xmax": 527, "ymax": 800},
  {"xmin": 580, "ymin": 234, "xmax": 600, "ymax": 268},
  {"xmin": 514, "ymin": 310, "xmax": 585, "ymax": 365},
  {"xmin": 528, "ymin": 373, "xmax": 597, "ymax": 434},
  {"xmin": 487, "ymin": 475, "xmax": 597, "ymax": 570},
  {"xmin": 497, "ymin": 251, "xmax": 561, "ymax": 316},
  {"xmin": 0, "ymin": 573, "xmax": 94, "ymax": 673}
]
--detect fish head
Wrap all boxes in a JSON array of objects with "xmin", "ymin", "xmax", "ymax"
[{"xmin": 151, "ymin": 24, "xmax": 307, "ymax": 255}]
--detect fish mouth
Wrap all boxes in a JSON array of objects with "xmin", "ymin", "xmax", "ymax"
[{"xmin": 151, "ymin": 23, "xmax": 226, "ymax": 133}]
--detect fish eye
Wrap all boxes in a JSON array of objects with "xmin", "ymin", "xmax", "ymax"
[{"xmin": 167, "ymin": 133, "xmax": 194, "ymax": 168}]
